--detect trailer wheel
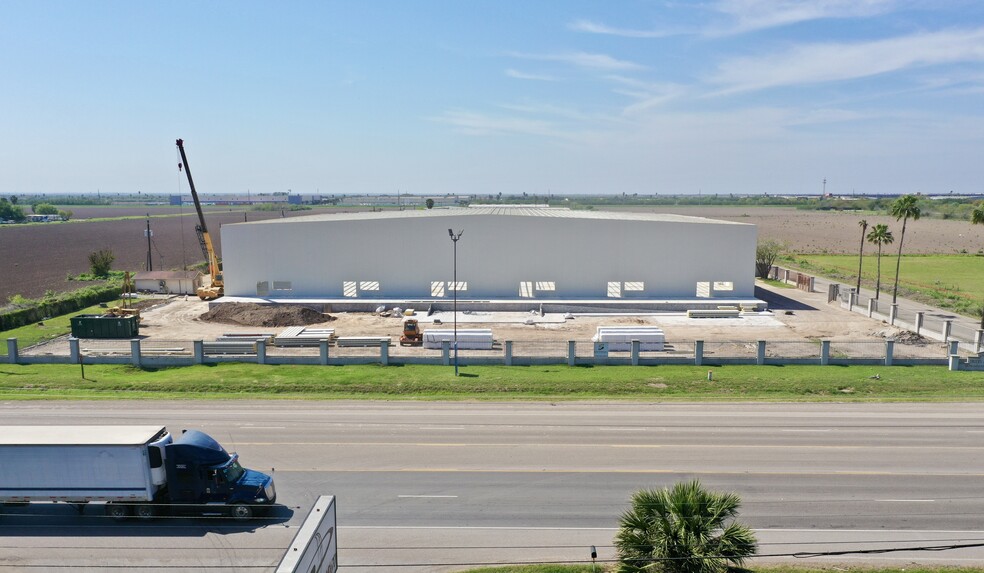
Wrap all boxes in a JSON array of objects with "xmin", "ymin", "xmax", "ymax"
[
  {"xmin": 230, "ymin": 503, "xmax": 253, "ymax": 520},
  {"xmin": 135, "ymin": 504, "xmax": 156, "ymax": 519},
  {"xmin": 106, "ymin": 504, "xmax": 129, "ymax": 520}
]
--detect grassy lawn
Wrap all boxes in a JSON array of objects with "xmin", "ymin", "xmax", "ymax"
[
  {"xmin": 0, "ymin": 299, "xmax": 129, "ymax": 355},
  {"xmin": 781, "ymin": 254, "xmax": 984, "ymax": 317},
  {"xmin": 2, "ymin": 363, "xmax": 983, "ymax": 401}
]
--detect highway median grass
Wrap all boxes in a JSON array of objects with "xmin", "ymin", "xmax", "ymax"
[{"xmin": 2, "ymin": 363, "xmax": 984, "ymax": 401}]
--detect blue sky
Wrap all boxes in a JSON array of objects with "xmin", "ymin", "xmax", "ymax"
[{"xmin": 3, "ymin": 0, "xmax": 984, "ymax": 196}]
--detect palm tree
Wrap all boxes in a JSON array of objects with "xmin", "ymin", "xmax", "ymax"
[
  {"xmin": 615, "ymin": 480, "xmax": 757, "ymax": 573},
  {"xmin": 890, "ymin": 195, "xmax": 921, "ymax": 304},
  {"xmin": 867, "ymin": 224, "xmax": 893, "ymax": 300},
  {"xmin": 856, "ymin": 219, "xmax": 868, "ymax": 294},
  {"xmin": 970, "ymin": 202, "xmax": 984, "ymax": 328}
]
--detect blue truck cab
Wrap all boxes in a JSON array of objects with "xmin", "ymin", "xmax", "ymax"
[{"xmin": 163, "ymin": 430, "xmax": 276, "ymax": 519}]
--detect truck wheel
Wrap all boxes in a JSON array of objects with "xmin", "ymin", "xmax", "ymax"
[
  {"xmin": 135, "ymin": 504, "xmax": 156, "ymax": 519},
  {"xmin": 106, "ymin": 504, "xmax": 129, "ymax": 520},
  {"xmin": 230, "ymin": 503, "xmax": 253, "ymax": 520}
]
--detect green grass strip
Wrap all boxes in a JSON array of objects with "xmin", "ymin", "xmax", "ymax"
[{"xmin": 2, "ymin": 363, "xmax": 984, "ymax": 401}]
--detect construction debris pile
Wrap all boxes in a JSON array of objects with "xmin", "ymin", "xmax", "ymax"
[{"xmin": 198, "ymin": 303, "xmax": 333, "ymax": 327}]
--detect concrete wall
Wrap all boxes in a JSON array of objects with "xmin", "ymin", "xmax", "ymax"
[{"xmin": 221, "ymin": 210, "xmax": 756, "ymax": 300}]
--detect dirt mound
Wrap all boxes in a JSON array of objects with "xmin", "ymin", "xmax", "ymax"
[{"xmin": 199, "ymin": 303, "xmax": 334, "ymax": 327}]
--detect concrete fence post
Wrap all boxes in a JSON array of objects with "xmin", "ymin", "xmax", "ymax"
[
  {"xmin": 885, "ymin": 339, "xmax": 895, "ymax": 366},
  {"xmin": 631, "ymin": 340, "xmax": 640, "ymax": 366},
  {"xmin": 915, "ymin": 312, "xmax": 924, "ymax": 335},
  {"xmin": 976, "ymin": 330, "xmax": 984, "ymax": 353},
  {"xmin": 567, "ymin": 341, "xmax": 576, "ymax": 367},
  {"xmin": 442, "ymin": 340, "xmax": 450, "ymax": 366},
  {"xmin": 256, "ymin": 340, "xmax": 266, "ymax": 365},
  {"xmin": 808, "ymin": 276, "xmax": 815, "ymax": 293},
  {"xmin": 695, "ymin": 340, "xmax": 704, "ymax": 366},
  {"xmin": 949, "ymin": 340, "xmax": 959, "ymax": 357},
  {"xmin": 504, "ymin": 341, "xmax": 513, "ymax": 366},
  {"xmin": 69, "ymin": 337, "xmax": 80, "ymax": 364},
  {"xmin": 319, "ymin": 339, "xmax": 329, "ymax": 365},
  {"xmin": 783, "ymin": 269, "xmax": 790, "ymax": 283},
  {"xmin": 889, "ymin": 304, "xmax": 898, "ymax": 325},
  {"xmin": 949, "ymin": 354, "xmax": 962, "ymax": 371},
  {"xmin": 7, "ymin": 338, "xmax": 18, "ymax": 364},
  {"xmin": 130, "ymin": 339, "xmax": 141, "ymax": 367},
  {"xmin": 820, "ymin": 340, "xmax": 830, "ymax": 366},
  {"xmin": 194, "ymin": 340, "xmax": 204, "ymax": 364},
  {"xmin": 867, "ymin": 298, "xmax": 876, "ymax": 318},
  {"xmin": 380, "ymin": 341, "xmax": 389, "ymax": 366},
  {"xmin": 849, "ymin": 292, "xmax": 858, "ymax": 311},
  {"xmin": 757, "ymin": 340, "xmax": 766, "ymax": 366},
  {"xmin": 943, "ymin": 320, "xmax": 953, "ymax": 342}
]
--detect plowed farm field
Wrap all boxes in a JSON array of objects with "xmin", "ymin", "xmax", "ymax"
[
  {"xmin": 0, "ymin": 206, "xmax": 338, "ymax": 301},
  {"xmin": 2, "ymin": 205, "xmax": 982, "ymax": 302}
]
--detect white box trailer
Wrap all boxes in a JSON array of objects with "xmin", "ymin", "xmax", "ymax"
[
  {"xmin": 423, "ymin": 328, "xmax": 495, "ymax": 350},
  {"xmin": 0, "ymin": 426, "xmax": 170, "ymax": 503}
]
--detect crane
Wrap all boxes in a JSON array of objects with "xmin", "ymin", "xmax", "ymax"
[{"xmin": 176, "ymin": 138, "xmax": 223, "ymax": 300}]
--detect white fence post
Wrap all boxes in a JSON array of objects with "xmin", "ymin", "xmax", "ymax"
[
  {"xmin": 695, "ymin": 340, "xmax": 704, "ymax": 366},
  {"xmin": 757, "ymin": 341, "xmax": 766, "ymax": 365},
  {"xmin": 504, "ymin": 341, "xmax": 513, "ymax": 366},
  {"xmin": 6, "ymin": 338, "xmax": 18, "ymax": 364},
  {"xmin": 885, "ymin": 339, "xmax": 894, "ymax": 366},
  {"xmin": 943, "ymin": 320, "xmax": 953, "ymax": 342},
  {"xmin": 320, "ymin": 339, "xmax": 329, "ymax": 365},
  {"xmin": 821, "ymin": 340, "xmax": 830, "ymax": 366},
  {"xmin": 631, "ymin": 340, "xmax": 640, "ymax": 366},
  {"xmin": 568, "ymin": 341, "xmax": 576, "ymax": 367}
]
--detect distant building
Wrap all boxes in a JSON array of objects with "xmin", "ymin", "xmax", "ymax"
[
  {"xmin": 133, "ymin": 271, "xmax": 203, "ymax": 295},
  {"xmin": 169, "ymin": 194, "xmax": 301, "ymax": 206}
]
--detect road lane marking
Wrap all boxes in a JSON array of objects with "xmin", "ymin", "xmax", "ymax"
[
  {"xmin": 875, "ymin": 499, "xmax": 936, "ymax": 502},
  {"xmin": 599, "ymin": 427, "xmax": 649, "ymax": 431},
  {"xmin": 237, "ymin": 441, "xmax": 984, "ymax": 450},
  {"xmin": 420, "ymin": 426, "xmax": 466, "ymax": 430},
  {"xmin": 398, "ymin": 495, "xmax": 459, "ymax": 498},
  {"xmin": 781, "ymin": 429, "xmax": 833, "ymax": 432}
]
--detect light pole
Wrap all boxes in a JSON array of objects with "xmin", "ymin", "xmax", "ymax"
[{"xmin": 448, "ymin": 228, "xmax": 463, "ymax": 376}]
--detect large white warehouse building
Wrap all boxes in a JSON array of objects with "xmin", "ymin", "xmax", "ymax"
[{"xmin": 220, "ymin": 207, "xmax": 758, "ymax": 307}]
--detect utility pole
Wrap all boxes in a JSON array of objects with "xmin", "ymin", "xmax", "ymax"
[{"xmin": 145, "ymin": 214, "xmax": 153, "ymax": 271}]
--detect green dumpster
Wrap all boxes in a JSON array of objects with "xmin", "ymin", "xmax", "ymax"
[{"xmin": 70, "ymin": 314, "xmax": 140, "ymax": 339}]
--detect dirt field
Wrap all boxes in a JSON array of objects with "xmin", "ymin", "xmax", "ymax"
[
  {"xmin": 4, "ymin": 204, "xmax": 982, "ymax": 303},
  {"xmin": 115, "ymin": 284, "xmax": 930, "ymax": 350}
]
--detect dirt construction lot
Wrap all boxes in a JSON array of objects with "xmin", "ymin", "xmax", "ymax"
[{"xmin": 45, "ymin": 281, "xmax": 934, "ymax": 360}]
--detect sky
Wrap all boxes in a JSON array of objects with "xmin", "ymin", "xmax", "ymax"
[{"xmin": 3, "ymin": 0, "xmax": 984, "ymax": 197}]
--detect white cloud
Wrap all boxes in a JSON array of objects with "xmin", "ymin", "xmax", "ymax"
[
  {"xmin": 567, "ymin": 18, "xmax": 678, "ymax": 38},
  {"xmin": 508, "ymin": 51, "xmax": 645, "ymax": 71},
  {"xmin": 708, "ymin": 0, "xmax": 896, "ymax": 35},
  {"xmin": 430, "ymin": 110, "xmax": 570, "ymax": 138},
  {"xmin": 505, "ymin": 68, "xmax": 557, "ymax": 81},
  {"xmin": 708, "ymin": 27, "xmax": 984, "ymax": 94}
]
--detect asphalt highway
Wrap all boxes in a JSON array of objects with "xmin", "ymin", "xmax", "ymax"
[{"xmin": 3, "ymin": 400, "xmax": 984, "ymax": 571}]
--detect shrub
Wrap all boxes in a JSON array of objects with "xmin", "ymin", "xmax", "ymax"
[{"xmin": 88, "ymin": 249, "xmax": 115, "ymax": 277}]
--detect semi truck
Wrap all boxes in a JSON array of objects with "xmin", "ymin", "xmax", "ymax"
[{"xmin": 0, "ymin": 425, "xmax": 276, "ymax": 519}]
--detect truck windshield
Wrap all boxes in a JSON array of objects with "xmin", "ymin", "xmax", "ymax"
[{"xmin": 223, "ymin": 460, "xmax": 245, "ymax": 483}]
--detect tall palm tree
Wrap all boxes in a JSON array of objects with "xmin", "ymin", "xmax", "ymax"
[
  {"xmin": 856, "ymin": 219, "xmax": 868, "ymax": 294},
  {"xmin": 890, "ymin": 195, "xmax": 921, "ymax": 304},
  {"xmin": 867, "ymin": 224, "xmax": 893, "ymax": 301},
  {"xmin": 615, "ymin": 480, "xmax": 757, "ymax": 573}
]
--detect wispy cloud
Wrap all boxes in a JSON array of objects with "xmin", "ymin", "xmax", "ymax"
[
  {"xmin": 708, "ymin": 27, "xmax": 984, "ymax": 94},
  {"xmin": 507, "ymin": 51, "xmax": 645, "ymax": 71},
  {"xmin": 568, "ymin": 18, "xmax": 679, "ymax": 38},
  {"xmin": 505, "ymin": 68, "xmax": 557, "ymax": 81},
  {"xmin": 430, "ymin": 110, "xmax": 570, "ymax": 138},
  {"xmin": 708, "ymin": 0, "xmax": 896, "ymax": 35},
  {"xmin": 606, "ymin": 75, "xmax": 687, "ymax": 114}
]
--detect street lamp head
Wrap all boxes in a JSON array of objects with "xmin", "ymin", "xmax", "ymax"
[{"xmin": 448, "ymin": 228, "xmax": 453, "ymax": 237}]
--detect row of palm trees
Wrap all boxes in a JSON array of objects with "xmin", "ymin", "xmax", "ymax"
[{"xmin": 856, "ymin": 194, "xmax": 921, "ymax": 302}]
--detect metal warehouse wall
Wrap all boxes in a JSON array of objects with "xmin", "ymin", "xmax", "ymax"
[{"xmin": 220, "ymin": 210, "xmax": 756, "ymax": 300}]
